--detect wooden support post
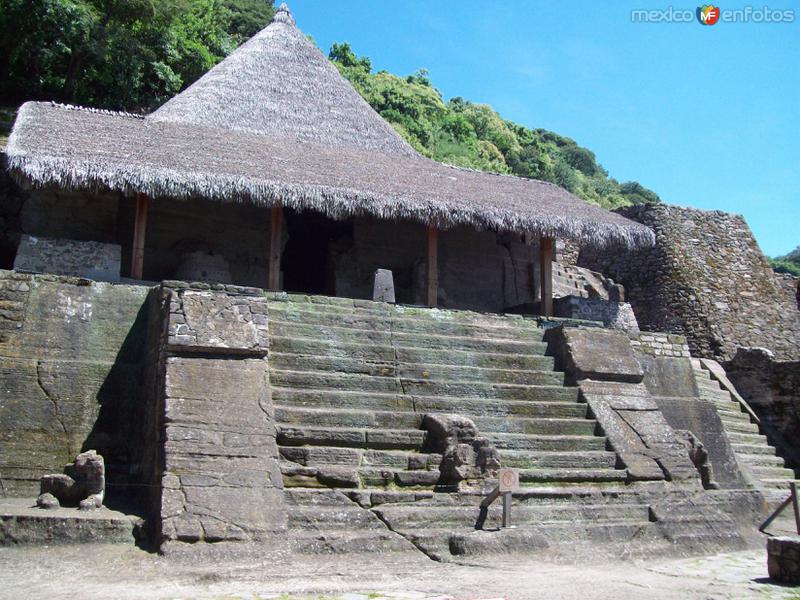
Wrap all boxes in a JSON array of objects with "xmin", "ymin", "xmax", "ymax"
[
  {"xmin": 268, "ymin": 205, "xmax": 283, "ymax": 290},
  {"xmin": 426, "ymin": 226, "xmax": 438, "ymax": 307},
  {"xmin": 131, "ymin": 193, "xmax": 149, "ymax": 280},
  {"xmin": 539, "ymin": 236, "xmax": 554, "ymax": 317}
]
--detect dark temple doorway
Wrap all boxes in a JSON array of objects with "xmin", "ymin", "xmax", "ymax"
[{"xmin": 282, "ymin": 209, "xmax": 353, "ymax": 295}]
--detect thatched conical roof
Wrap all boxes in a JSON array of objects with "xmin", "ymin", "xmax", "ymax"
[
  {"xmin": 150, "ymin": 4, "xmax": 417, "ymax": 158},
  {"xmin": 4, "ymin": 4, "xmax": 655, "ymax": 249}
]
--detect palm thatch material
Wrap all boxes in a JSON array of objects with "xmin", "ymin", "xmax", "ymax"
[{"xmin": 4, "ymin": 4, "xmax": 655, "ymax": 249}]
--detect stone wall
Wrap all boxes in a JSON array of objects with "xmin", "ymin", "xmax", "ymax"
[
  {"xmin": 333, "ymin": 218, "xmax": 540, "ymax": 313},
  {"xmin": 632, "ymin": 332, "xmax": 691, "ymax": 358},
  {"xmin": 0, "ymin": 270, "xmax": 150, "ymax": 498},
  {"xmin": 725, "ymin": 347, "xmax": 800, "ymax": 446},
  {"xmin": 14, "ymin": 235, "xmax": 121, "ymax": 281},
  {"xmin": 578, "ymin": 204, "xmax": 800, "ymax": 362},
  {"xmin": 150, "ymin": 282, "xmax": 286, "ymax": 550}
]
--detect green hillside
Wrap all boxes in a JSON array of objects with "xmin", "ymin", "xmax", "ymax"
[
  {"xmin": 769, "ymin": 247, "xmax": 800, "ymax": 277},
  {"xmin": 330, "ymin": 43, "xmax": 660, "ymax": 210}
]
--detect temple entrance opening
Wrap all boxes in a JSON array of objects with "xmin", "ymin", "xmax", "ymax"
[{"xmin": 282, "ymin": 209, "xmax": 353, "ymax": 295}]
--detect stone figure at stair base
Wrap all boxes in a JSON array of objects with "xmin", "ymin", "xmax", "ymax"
[
  {"xmin": 38, "ymin": 450, "xmax": 105, "ymax": 510},
  {"xmin": 422, "ymin": 414, "xmax": 501, "ymax": 487}
]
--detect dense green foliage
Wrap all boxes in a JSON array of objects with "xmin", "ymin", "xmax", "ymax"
[
  {"xmin": 0, "ymin": 1, "xmax": 661, "ymax": 210},
  {"xmin": 329, "ymin": 42, "xmax": 661, "ymax": 210},
  {"xmin": 769, "ymin": 247, "xmax": 800, "ymax": 277},
  {"xmin": 0, "ymin": 0, "xmax": 274, "ymax": 112}
]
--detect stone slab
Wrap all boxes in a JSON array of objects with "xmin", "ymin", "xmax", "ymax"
[
  {"xmin": 545, "ymin": 326, "xmax": 643, "ymax": 383},
  {"xmin": 166, "ymin": 289, "xmax": 269, "ymax": 355}
]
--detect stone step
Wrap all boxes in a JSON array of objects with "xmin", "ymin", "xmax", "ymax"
[
  {"xmin": 414, "ymin": 396, "xmax": 588, "ymax": 419},
  {"xmin": 498, "ymin": 450, "xmax": 617, "ymax": 470},
  {"xmin": 726, "ymin": 431, "xmax": 767, "ymax": 445},
  {"xmin": 516, "ymin": 468, "xmax": 626, "ymax": 484},
  {"xmin": 476, "ymin": 416, "xmax": 597, "ymax": 436},
  {"xmin": 270, "ymin": 370, "xmax": 576, "ymax": 403},
  {"xmin": 272, "ymin": 388, "xmax": 414, "ymax": 411},
  {"xmin": 0, "ymin": 498, "xmax": 142, "ymax": 546},
  {"xmin": 401, "ymin": 380, "xmax": 579, "ymax": 403},
  {"xmin": 288, "ymin": 505, "xmax": 382, "ymax": 529},
  {"xmin": 759, "ymin": 479, "xmax": 800, "ymax": 491},
  {"xmin": 489, "ymin": 433, "xmax": 607, "ymax": 452},
  {"xmin": 737, "ymin": 453, "xmax": 786, "ymax": 468},
  {"xmin": 693, "ymin": 369, "xmax": 714, "ymax": 381},
  {"xmin": 716, "ymin": 410, "xmax": 755, "ymax": 425},
  {"xmin": 276, "ymin": 406, "xmax": 422, "ymax": 429},
  {"xmin": 372, "ymin": 503, "xmax": 649, "ymax": 529},
  {"xmin": 731, "ymin": 443, "xmax": 776, "ymax": 456},
  {"xmin": 749, "ymin": 465, "xmax": 797, "ymax": 480},
  {"xmin": 359, "ymin": 467, "xmax": 440, "ymax": 489},
  {"xmin": 267, "ymin": 309, "xmax": 546, "ymax": 342},
  {"xmin": 694, "ymin": 376, "xmax": 722, "ymax": 391},
  {"xmin": 279, "ymin": 446, "xmax": 442, "ymax": 470},
  {"xmin": 290, "ymin": 529, "xmax": 415, "ymax": 554},
  {"xmin": 271, "ymin": 337, "xmax": 551, "ymax": 369},
  {"xmin": 396, "ymin": 347, "xmax": 553, "ymax": 370},
  {"xmin": 269, "ymin": 353, "xmax": 556, "ymax": 377},
  {"xmin": 271, "ymin": 336, "xmax": 396, "ymax": 362},
  {"xmin": 271, "ymin": 370, "xmax": 401, "ymax": 394},
  {"xmin": 268, "ymin": 295, "xmax": 537, "ymax": 328},
  {"xmin": 399, "ymin": 363, "xmax": 564, "ymax": 386},
  {"xmin": 272, "ymin": 387, "xmax": 581, "ymax": 415},
  {"xmin": 712, "ymin": 401, "xmax": 747, "ymax": 415},
  {"xmin": 718, "ymin": 419, "xmax": 760, "ymax": 434},
  {"xmin": 700, "ymin": 390, "xmax": 735, "ymax": 403},
  {"xmin": 404, "ymin": 521, "xmax": 649, "ymax": 559},
  {"xmin": 354, "ymin": 487, "xmax": 649, "ymax": 508},
  {"xmin": 270, "ymin": 322, "xmax": 549, "ymax": 355},
  {"xmin": 275, "ymin": 407, "xmax": 596, "ymax": 437},
  {"xmin": 277, "ymin": 425, "xmax": 426, "ymax": 450}
]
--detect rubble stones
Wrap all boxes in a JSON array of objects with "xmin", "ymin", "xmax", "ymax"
[{"xmin": 36, "ymin": 493, "xmax": 59, "ymax": 510}]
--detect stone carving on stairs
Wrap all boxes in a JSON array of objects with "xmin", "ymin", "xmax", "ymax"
[
  {"xmin": 676, "ymin": 430, "xmax": 718, "ymax": 489},
  {"xmin": 38, "ymin": 450, "xmax": 105, "ymax": 510},
  {"xmin": 422, "ymin": 414, "xmax": 500, "ymax": 487}
]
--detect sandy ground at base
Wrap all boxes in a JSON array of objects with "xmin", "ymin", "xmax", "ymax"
[{"xmin": 1, "ymin": 543, "xmax": 799, "ymax": 600}]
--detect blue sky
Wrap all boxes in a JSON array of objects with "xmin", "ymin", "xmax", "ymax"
[{"xmin": 287, "ymin": 0, "xmax": 799, "ymax": 257}]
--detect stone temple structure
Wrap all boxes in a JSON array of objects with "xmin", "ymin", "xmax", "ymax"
[{"xmin": 0, "ymin": 5, "xmax": 797, "ymax": 559}]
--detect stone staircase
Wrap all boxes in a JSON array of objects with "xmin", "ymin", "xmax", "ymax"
[
  {"xmin": 552, "ymin": 263, "xmax": 612, "ymax": 300},
  {"xmin": 267, "ymin": 295, "xmax": 649, "ymax": 556},
  {"xmin": 693, "ymin": 366, "xmax": 798, "ymax": 491}
]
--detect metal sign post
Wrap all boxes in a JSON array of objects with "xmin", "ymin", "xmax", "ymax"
[
  {"xmin": 477, "ymin": 468, "xmax": 521, "ymax": 530},
  {"xmin": 498, "ymin": 468, "xmax": 520, "ymax": 528}
]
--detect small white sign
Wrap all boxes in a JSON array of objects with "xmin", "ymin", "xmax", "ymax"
[{"xmin": 498, "ymin": 468, "xmax": 520, "ymax": 492}]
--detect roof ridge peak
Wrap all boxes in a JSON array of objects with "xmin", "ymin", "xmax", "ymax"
[{"xmin": 272, "ymin": 3, "xmax": 295, "ymax": 26}]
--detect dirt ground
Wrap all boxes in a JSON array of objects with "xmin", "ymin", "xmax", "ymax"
[{"xmin": 1, "ymin": 543, "xmax": 799, "ymax": 600}]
